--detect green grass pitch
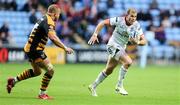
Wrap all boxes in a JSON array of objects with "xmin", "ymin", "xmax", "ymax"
[{"xmin": 0, "ymin": 63, "xmax": 179, "ymax": 105}]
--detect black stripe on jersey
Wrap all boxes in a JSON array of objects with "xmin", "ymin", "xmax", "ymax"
[
  {"xmin": 41, "ymin": 39, "xmax": 47, "ymax": 44},
  {"xmin": 37, "ymin": 42, "xmax": 45, "ymax": 50},
  {"xmin": 40, "ymin": 40, "xmax": 46, "ymax": 45},
  {"xmin": 38, "ymin": 44, "xmax": 45, "ymax": 48},
  {"xmin": 40, "ymin": 41, "xmax": 46, "ymax": 45},
  {"xmin": 45, "ymin": 36, "xmax": 48, "ymax": 40},
  {"xmin": 30, "ymin": 36, "xmax": 34, "ymax": 39},
  {"xmin": 28, "ymin": 40, "xmax": 32, "ymax": 44}
]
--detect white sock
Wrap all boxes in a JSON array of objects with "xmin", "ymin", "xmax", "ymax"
[
  {"xmin": 92, "ymin": 71, "xmax": 107, "ymax": 88},
  {"xmin": 39, "ymin": 90, "xmax": 46, "ymax": 95},
  {"xmin": 117, "ymin": 66, "xmax": 127, "ymax": 88},
  {"xmin": 14, "ymin": 77, "xmax": 18, "ymax": 84}
]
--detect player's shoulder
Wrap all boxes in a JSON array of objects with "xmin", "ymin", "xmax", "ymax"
[
  {"xmin": 116, "ymin": 16, "xmax": 124, "ymax": 21},
  {"xmin": 133, "ymin": 21, "xmax": 141, "ymax": 28},
  {"xmin": 110, "ymin": 16, "xmax": 122, "ymax": 20},
  {"xmin": 45, "ymin": 14, "xmax": 55, "ymax": 26},
  {"xmin": 118, "ymin": 16, "xmax": 125, "ymax": 22}
]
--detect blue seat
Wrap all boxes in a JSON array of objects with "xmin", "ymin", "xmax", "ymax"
[
  {"xmin": 150, "ymin": 9, "xmax": 160, "ymax": 17},
  {"xmin": 108, "ymin": 8, "xmax": 120, "ymax": 17},
  {"xmin": 114, "ymin": 3, "xmax": 122, "ymax": 9},
  {"xmin": 164, "ymin": 46, "xmax": 175, "ymax": 59},
  {"xmin": 167, "ymin": 34, "xmax": 174, "ymax": 41},
  {"xmin": 174, "ymin": 34, "xmax": 180, "ymax": 41},
  {"xmin": 153, "ymin": 45, "xmax": 165, "ymax": 59},
  {"xmin": 16, "ymin": 0, "xmax": 28, "ymax": 10}
]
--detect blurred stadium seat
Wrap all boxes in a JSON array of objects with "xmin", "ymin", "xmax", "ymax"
[{"xmin": 0, "ymin": 0, "xmax": 180, "ymax": 63}]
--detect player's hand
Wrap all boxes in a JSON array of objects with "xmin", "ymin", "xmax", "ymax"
[
  {"xmin": 130, "ymin": 37, "xmax": 139, "ymax": 44},
  {"xmin": 88, "ymin": 34, "xmax": 99, "ymax": 45},
  {"xmin": 129, "ymin": 34, "xmax": 139, "ymax": 44},
  {"xmin": 65, "ymin": 47, "xmax": 74, "ymax": 54}
]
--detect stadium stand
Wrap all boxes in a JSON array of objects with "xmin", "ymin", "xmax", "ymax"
[{"xmin": 0, "ymin": 0, "xmax": 180, "ymax": 62}]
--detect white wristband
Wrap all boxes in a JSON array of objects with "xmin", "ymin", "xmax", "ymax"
[
  {"xmin": 137, "ymin": 41, "xmax": 140, "ymax": 45},
  {"xmin": 64, "ymin": 46, "xmax": 67, "ymax": 49},
  {"xmin": 94, "ymin": 33, "xmax": 98, "ymax": 36}
]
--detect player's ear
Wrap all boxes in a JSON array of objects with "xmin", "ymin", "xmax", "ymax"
[{"xmin": 53, "ymin": 13, "xmax": 56, "ymax": 17}]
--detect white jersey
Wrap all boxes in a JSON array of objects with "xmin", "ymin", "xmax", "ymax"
[{"xmin": 107, "ymin": 17, "xmax": 143, "ymax": 49}]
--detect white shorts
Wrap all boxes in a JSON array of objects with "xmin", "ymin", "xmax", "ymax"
[{"xmin": 107, "ymin": 45, "xmax": 126, "ymax": 61}]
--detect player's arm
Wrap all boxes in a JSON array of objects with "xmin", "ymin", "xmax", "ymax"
[
  {"xmin": 88, "ymin": 19, "xmax": 110, "ymax": 45},
  {"xmin": 48, "ymin": 31, "xmax": 66, "ymax": 49},
  {"xmin": 93, "ymin": 19, "xmax": 110, "ymax": 37},
  {"xmin": 48, "ymin": 30, "xmax": 73, "ymax": 54},
  {"xmin": 132, "ymin": 24, "xmax": 147, "ymax": 46},
  {"xmin": 137, "ymin": 34, "xmax": 147, "ymax": 46}
]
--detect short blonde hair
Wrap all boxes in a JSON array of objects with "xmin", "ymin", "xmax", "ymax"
[
  {"xmin": 47, "ymin": 4, "xmax": 60, "ymax": 14},
  {"xmin": 127, "ymin": 8, "xmax": 137, "ymax": 15}
]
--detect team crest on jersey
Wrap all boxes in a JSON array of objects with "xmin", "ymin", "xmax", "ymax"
[
  {"xmin": 124, "ymin": 31, "xmax": 129, "ymax": 36},
  {"xmin": 130, "ymin": 27, "xmax": 135, "ymax": 32}
]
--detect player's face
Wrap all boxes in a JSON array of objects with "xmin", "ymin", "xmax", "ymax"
[
  {"xmin": 126, "ymin": 13, "xmax": 137, "ymax": 25},
  {"xmin": 54, "ymin": 9, "xmax": 60, "ymax": 21}
]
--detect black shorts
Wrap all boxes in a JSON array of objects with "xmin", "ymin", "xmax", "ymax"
[{"xmin": 25, "ymin": 51, "xmax": 47, "ymax": 62}]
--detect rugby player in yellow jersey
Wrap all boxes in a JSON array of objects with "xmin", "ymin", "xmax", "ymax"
[{"xmin": 6, "ymin": 4, "xmax": 74, "ymax": 99}]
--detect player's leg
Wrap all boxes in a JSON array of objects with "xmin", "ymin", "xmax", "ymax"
[
  {"xmin": 94, "ymin": 56, "xmax": 118, "ymax": 87},
  {"xmin": 16, "ymin": 62, "xmax": 42, "ymax": 82},
  {"xmin": 6, "ymin": 61, "xmax": 42, "ymax": 94},
  {"xmin": 116, "ymin": 53, "xmax": 132, "ymax": 95},
  {"xmin": 89, "ymin": 56, "xmax": 118, "ymax": 96},
  {"xmin": 35, "ymin": 58, "xmax": 54, "ymax": 99}
]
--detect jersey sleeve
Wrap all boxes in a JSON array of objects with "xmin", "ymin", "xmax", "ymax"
[
  {"xmin": 110, "ymin": 17, "xmax": 119, "ymax": 26},
  {"xmin": 45, "ymin": 14, "xmax": 56, "ymax": 35},
  {"xmin": 48, "ymin": 25, "xmax": 56, "ymax": 35},
  {"xmin": 43, "ymin": 22, "xmax": 55, "ymax": 35}
]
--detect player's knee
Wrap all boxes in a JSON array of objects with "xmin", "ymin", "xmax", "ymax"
[
  {"xmin": 42, "ymin": 63, "xmax": 54, "ymax": 76},
  {"xmin": 105, "ymin": 70, "xmax": 113, "ymax": 75},
  {"xmin": 46, "ymin": 69, "xmax": 54, "ymax": 77},
  {"xmin": 33, "ymin": 69, "xmax": 42, "ymax": 76},
  {"xmin": 105, "ymin": 66, "xmax": 114, "ymax": 75},
  {"xmin": 45, "ymin": 63, "xmax": 54, "ymax": 71},
  {"xmin": 44, "ymin": 70, "xmax": 54, "ymax": 79},
  {"xmin": 48, "ymin": 63, "xmax": 54, "ymax": 70},
  {"xmin": 47, "ymin": 66, "xmax": 54, "ymax": 76},
  {"xmin": 35, "ymin": 70, "xmax": 42, "ymax": 76},
  {"xmin": 124, "ymin": 60, "xmax": 133, "ymax": 68}
]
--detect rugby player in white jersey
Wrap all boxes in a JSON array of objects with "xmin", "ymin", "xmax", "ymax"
[{"xmin": 88, "ymin": 8, "xmax": 147, "ymax": 96}]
